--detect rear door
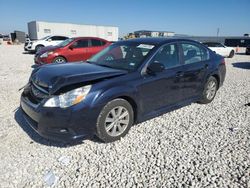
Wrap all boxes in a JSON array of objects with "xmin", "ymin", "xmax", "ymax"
[
  {"xmin": 179, "ymin": 42, "xmax": 210, "ymax": 100},
  {"xmin": 89, "ymin": 39, "xmax": 109, "ymax": 57},
  {"xmin": 66, "ymin": 39, "xmax": 91, "ymax": 62}
]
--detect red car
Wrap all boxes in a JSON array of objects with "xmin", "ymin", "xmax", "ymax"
[{"xmin": 34, "ymin": 37, "xmax": 111, "ymax": 64}]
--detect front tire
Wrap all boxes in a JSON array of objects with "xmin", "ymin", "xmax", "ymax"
[
  {"xmin": 228, "ymin": 50, "xmax": 234, "ymax": 58},
  {"xmin": 53, "ymin": 56, "xmax": 66, "ymax": 63},
  {"xmin": 199, "ymin": 76, "xmax": 218, "ymax": 104},
  {"xmin": 96, "ymin": 99, "xmax": 134, "ymax": 143},
  {"xmin": 35, "ymin": 45, "xmax": 44, "ymax": 52}
]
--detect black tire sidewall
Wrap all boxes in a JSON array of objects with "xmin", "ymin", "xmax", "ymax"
[
  {"xmin": 35, "ymin": 45, "xmax": 44, "ymax": 52},
  {"xmin": 229, "ymin": 50, "xmax": 234, "ymax": 58},
  {"xmin": 96, "ymin": 99, "xmax": 134, "ymax": 143},
  {"xmin": 200, "ymin": 76, "xmax": 218, "ymax": 104}
]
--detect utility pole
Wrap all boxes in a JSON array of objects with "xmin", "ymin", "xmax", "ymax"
[{"xmin": 217, "ymin": 28, "xmax": 220, "ymax": 42}]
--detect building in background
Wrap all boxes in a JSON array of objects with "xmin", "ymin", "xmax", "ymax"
[
  {"xmin": 134, "ymin": 30, "xmax": 175, "ymax": 38},
  {"xmin": 10, "ymin": 30, "xmax": 26, "ymax": 43},
  {"xmin": 174, "ymin": 35, "xmax": 250, "ymax": 47},
  {"xmin": 28, "ymin": 21, "xmax": 119, "ymax": 41}
]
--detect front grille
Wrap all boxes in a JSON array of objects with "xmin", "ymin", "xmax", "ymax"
[{"xmin": 23, "ymin": 82, "xmax": 50, "ymax": 104}]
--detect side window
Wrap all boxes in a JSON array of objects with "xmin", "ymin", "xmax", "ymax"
[
  {"xmin": 204, "ymin": 43, "xmax": 214, "ymax": 47},
  {"xmin": 50, "ymin": 36, "xmax": 68, "ymax": 41},
  {"xmin": 152, "ymin": 43, "xmax": 180, "ymax": 69},
  {"xmin": 181, "ymin": 43, "xmax": 209, "ymax": 64},
  {"xmin": 215, "ymin": 43, "xmax": 224, "ymax": 47},
  {"xmin": 74, "ymin": 39, "xmax": 89, "ymax": 48},
  {"xmin": 91, "ymin": 39, "xmax": 103, "ymax": 47}
]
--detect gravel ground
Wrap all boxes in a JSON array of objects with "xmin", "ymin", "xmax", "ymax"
[{"xmin": 0, "ymin": 45, "xmax": 249, "ymax": 188}]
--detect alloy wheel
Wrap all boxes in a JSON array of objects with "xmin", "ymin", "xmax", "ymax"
[
  {"xmin": 206, "ymin": 80, "xmax": 217, "ymax": 100},
  {"xmin": 54, "ymin": 58, "xmax": 65, "ymax": 63},
  {"xmin": 104, "ymin": 106, "xmax": 130, "ymax": 137}
]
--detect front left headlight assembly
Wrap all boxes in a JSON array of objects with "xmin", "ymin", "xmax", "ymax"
[
  {"xmin": 44, "ymin": 85, "xmax": 91, "ymax": 108},
  {"xmin": 40, "ymin": 51, "xmax": 54, "ymax": 58}
]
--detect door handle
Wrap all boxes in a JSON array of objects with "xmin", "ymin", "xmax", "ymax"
[
  {"xmin": 203, "ymin": 64, "xmax": 209, "ymax": 69},
  {"xmin": 176, "ymin": 71, "xmax": 184, "ymax": 78}
]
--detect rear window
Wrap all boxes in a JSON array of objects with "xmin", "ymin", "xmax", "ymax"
[{"xmin": 91, "ymin": 39, "xmax": 106, "ymax": 47}]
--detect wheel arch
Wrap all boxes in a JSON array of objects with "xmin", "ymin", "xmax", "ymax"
[
  {"xmin": 211, "ymin": 74, "xmax": 220, "ymax": 88},
  {"xmin": 90, "ymin": 86, "xmax": 139, "ymax": 123},
  {"xmin": 117, "ymin": 96, "xmax": 138, "ymax": 123}
]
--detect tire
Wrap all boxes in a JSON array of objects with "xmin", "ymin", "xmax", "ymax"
[
  {"xmin": 199, "ymin": 76, "xmax": 218, "ymax": 104},
  {"xmin": 228, "ymin": 50, "xmax": 234, "ymax": 58},
  {"xmin": 53, "ymin": 56, "xmax": 66, "ymax": 63},
  {"xmin": 35, "ymin": 45, "xmax": 44, "ymax": 52},
  {"xmin": 96, "ymin": 98, "xmax": 134, "ymax": 142}
]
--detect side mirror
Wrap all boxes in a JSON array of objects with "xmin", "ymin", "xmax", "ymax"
[
  {"xmin": 69, "ymin": 42, "xmax": 77, "ymax": 50},
  {"xmin": 147, "ymin": 61, "xmax": 165, "ymax": 74},
  {"xmin": 47, "ymin": 38, "xmax": 52, "ymax": 42}
]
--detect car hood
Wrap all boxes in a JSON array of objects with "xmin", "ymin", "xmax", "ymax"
[
  {"xmin": 31, "ymin": 62, "xmax": 127, "ymax": 94},
  {"xmin": 36, "ymin": 45, "xmax": 60, "ymax": 56}
]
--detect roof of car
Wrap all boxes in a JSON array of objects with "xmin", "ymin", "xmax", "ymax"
[
  {"xmin": 123, "ymin": 37, "xmax": 200, "ymax": 45},
  {"xmin": 71, "ymin": 37, "xmax": 108, "ymax": 41}
]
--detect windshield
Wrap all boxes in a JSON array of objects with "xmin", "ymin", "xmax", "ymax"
[
  {"xmin": 40, "ymin": 36, "xmax": 51, "ymax": 40},
  {"xmin": 88, "ymin": 42, "xmax": 155, "ymax": 71},
  {"xmin": 57, "ymin": 38, "xmax": 74, "ymax": 47}
]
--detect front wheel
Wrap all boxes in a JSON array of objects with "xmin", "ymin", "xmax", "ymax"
[
  {"xmin": 228, "ymin": 50, "xmax": 234, "ymax": 58},
  {"xmin": 96, "ymin": 99, "xmax": 134, "ymax": 142},
  {"xmin": 35, "ymin": 45, "xmax": 44, "ymax": 52},
  {"xmin": 199, "ymin": 76, "xmax": 218, "ymax": 104},
  {"xmin": 53, "ymin": 56, "xmax": 66, "ymax": 63}
]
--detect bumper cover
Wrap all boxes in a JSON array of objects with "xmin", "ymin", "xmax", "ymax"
[{"xmin": 20, "ymin": 95, "xmax": 100, "ymax": 142}]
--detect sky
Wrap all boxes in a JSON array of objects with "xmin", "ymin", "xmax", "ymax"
[{"xmin": 0, "ymin": 0, "xmax": 249, "ymax": 37}]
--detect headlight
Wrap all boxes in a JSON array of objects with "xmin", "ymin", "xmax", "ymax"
[
  {"xmin": 40, "ymin": 51, "xmax": 54, "ymax": 58},
  {"xmin": 44, "ymin": 85, "xmax": 91, "ymax": 108}
]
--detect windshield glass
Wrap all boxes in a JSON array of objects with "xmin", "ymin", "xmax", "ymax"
[
  {"xmin": 57, "ymin": 38, "xmax": 74, "ymax": 47},
  {"xmin": 40, "ymin": 36, "xmax": 50, "ymax": 40},
  {"xmin": 88, "ymin": 42, "xmax": 155, "ymax": 71}
]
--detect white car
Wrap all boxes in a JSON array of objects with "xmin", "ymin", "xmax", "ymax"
[
  {"xmin": 24, "ymin": 35, "xmax": 69, "ymax": 52},
  {"xmin": 203, "ymin": 42, "xmax": 235, "ymax": 58}
]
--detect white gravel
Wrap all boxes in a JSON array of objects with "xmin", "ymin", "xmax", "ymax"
[{"xmin": 0, "ymin": 45, "xmax": 249, "ymax": 188}]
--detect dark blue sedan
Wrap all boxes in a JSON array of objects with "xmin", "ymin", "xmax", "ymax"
[{"xmin": 20, "ymin": 38, "xmax": 226, "ymax": 142}]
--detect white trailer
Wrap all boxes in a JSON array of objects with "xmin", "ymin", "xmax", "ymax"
[{"xmin": 28, "ymin": 21, "xmax": 119, "ymax": 41}]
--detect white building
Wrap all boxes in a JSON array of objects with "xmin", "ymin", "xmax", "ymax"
[
  {"xmin": 134, "ymin": 30, "xmax": 175, "ymax": 38},
  {"xmin": 28, "ymin": 21, "xmax": 119, "ymax": 41}
]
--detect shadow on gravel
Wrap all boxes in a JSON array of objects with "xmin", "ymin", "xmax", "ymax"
[
  {"xmin": 14, "ymin": 107, "xmax": 94, "ymax": 147},
  {"xmin": 22, "ymin": 51, "xmax": 35, "ymax": 55},
  {"xmin": 236, "ymin": 52, "xmax": 249, "ymax": 55},
  {"xmin": 232, "ymin": 62, "xmax": 250, "ymax": 70}
]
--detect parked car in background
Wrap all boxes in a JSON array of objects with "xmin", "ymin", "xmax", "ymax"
[
  {"xmin": 34, "ymin": 37, "xmax": 111, "ymax": 64},
  {"xmin": 203, "ymin": 42, "xmax": 235, "ymax": 58},
  {"xmin": 246, "ymin": 45, "xmax": 250, "ymax": 55},
  {"xmin": 20, "ymin": 38, "xmax": 226, "ymax": 143},
  {"xmin": 24, "ymin": 35, "xmax": 69, "ymax": 52}
]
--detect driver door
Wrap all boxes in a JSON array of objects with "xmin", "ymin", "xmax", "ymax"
[{"xmin": 138, "ymin": 43, "xmax": 184, "ymax": 116}]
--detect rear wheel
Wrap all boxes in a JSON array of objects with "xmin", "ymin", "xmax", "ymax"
[
  {"xmin": 96, "ymin": 99, "xmax": 134, "ymax": 142},
  {"xmin": 53, "ymin": 56, "xmax": 66, "ymax": 63},
  {"xmin": 199, "ymin": 76, "xmax": 218, "ymax": 104},
  {"xmin": 228, "ymin": 50, "xmax": 234, "ymax": 58}
]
